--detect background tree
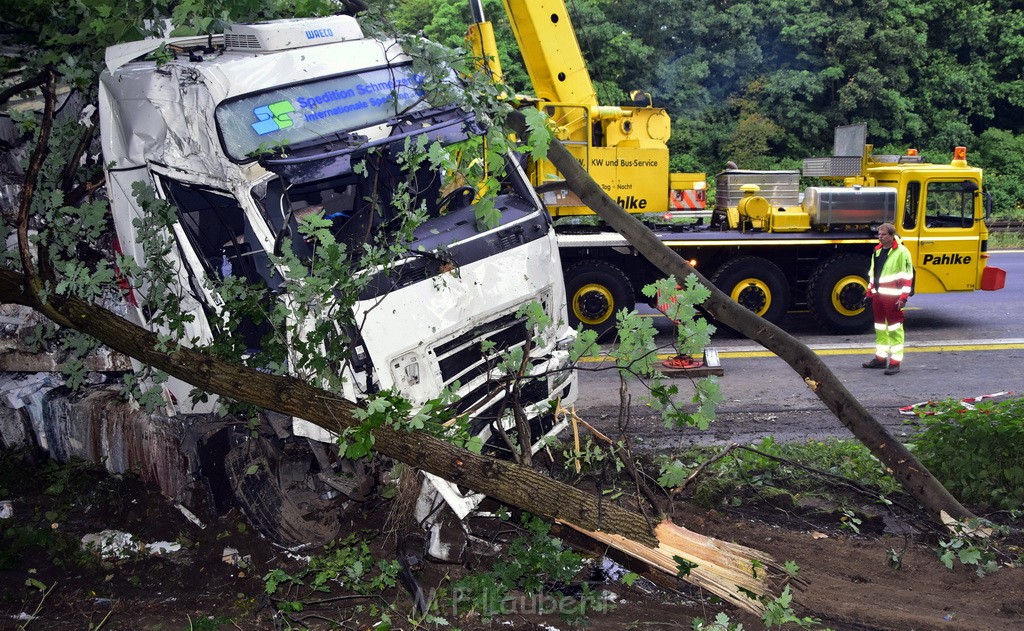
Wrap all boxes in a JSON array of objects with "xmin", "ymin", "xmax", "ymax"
[{"xmin": 411, "ymin": 0, "xmax": 1024, "ymax": 213}]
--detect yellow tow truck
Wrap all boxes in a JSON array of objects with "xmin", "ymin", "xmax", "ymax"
[{"xmin": 469, "ymin": 0, "xmax": 1006, "ymax": 334}]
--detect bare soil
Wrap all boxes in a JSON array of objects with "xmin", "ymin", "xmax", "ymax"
[{"xmin": 0, "ymin": 446, "xmax": 1022, "ymax": 631}]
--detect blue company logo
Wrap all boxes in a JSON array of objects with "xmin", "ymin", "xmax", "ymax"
[
  {"xmin": 251, "ymin": 100, "xmax": 296, "ymax": 135},
  {"xmin": 305, "ymin": 28, "xmax": 334, "ymax": 40}
]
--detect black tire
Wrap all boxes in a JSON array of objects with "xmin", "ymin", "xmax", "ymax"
[
  {"xmin": 225, "ymin": 437, "xmax": 341, "ymax": 549},
  {"xmin": 710, "ymin": 256, "xmax": 790, "ymax": 325},
  {"xmin": 807, "ymin": 254, "xmax": 873, "ymax": 334},
  {"xmin": 564, "ymin": 260, "xmax": 635, "ymax": 338}
]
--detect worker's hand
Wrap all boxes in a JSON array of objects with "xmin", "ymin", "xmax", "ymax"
[{"xmin": 896, "ymin": 298, "xmax": 907, "ymax": 310}]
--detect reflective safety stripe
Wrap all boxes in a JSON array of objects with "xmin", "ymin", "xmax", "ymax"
[
  {"xmin": 878, "ymin": 271, "xmax": 913, "ymax": 283},
  {"xmin": 868, "ymin": 241, "xmax": 914, "ymax": 300},
  {"xmin": 873, "ymin": 318, "xmax": 905, "ymax": 363}
]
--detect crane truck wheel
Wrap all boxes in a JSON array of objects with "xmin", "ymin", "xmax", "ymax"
[
  {"xmin": 710, "ymin": 256, "xmax": 790, "ymax": 325},
  {"xmin": 564, "ymin": 260, "xmax": 634, "ymax": 338},
  {"xmin": 807, "ymin": 254, "xmax": 873, "ymax": 334}
]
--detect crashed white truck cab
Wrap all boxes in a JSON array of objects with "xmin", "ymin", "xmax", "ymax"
[{"xmin": 5, "ymin": 15, "xmax": 577, "ymax": 552}]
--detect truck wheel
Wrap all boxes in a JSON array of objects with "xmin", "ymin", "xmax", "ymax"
[
  {"xmin": 224, "ymin": 436, "xmax": 341, "ymax": 549},
  {"xmin": 711, "ymin": 256, "xmax": 790, "ymax": 325},
  {"xmin": 808, "ymin": 254, "xmax": 872, "ymax": 334},
  {"xmin": 564, "ymin": 260, "xmax": 634, "ymax": 337}
]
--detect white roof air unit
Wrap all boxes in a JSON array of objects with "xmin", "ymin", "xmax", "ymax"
[{"xmin": 224, "ymin": 16, "xmax": 363, "ymax": 52}]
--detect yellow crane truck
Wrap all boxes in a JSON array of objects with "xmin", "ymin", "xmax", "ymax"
[{"xmin": 468, "ymin": 0, "xmax": 1007, "ymax": 335}]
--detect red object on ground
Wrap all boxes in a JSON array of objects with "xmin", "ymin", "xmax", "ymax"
[{"xmin": 663, "ymin": 355, "xmax": 704, "ymax": 370}]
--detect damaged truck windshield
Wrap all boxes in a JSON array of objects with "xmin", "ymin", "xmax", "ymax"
[{"xmin": 215, "ymin": 65, "xmax": 431, "ymax": 161}]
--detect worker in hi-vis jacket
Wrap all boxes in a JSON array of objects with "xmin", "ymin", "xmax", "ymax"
[{"xmin": 862, "ymin": 222, "xmax": 915, "ymax": 375}]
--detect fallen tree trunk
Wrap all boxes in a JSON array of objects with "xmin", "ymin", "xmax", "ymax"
[
  {"xmin": 0, "ymin": 267, "xmax": 781, "ymax": 613},
  {"xmin": 507, "ymin": 111, "xmax": 976, "ymax": 528}
]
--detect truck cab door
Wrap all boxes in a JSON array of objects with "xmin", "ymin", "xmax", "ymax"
[{"xmin": 902, "ymin": 179, "xmax": 982, "ymax": 292}]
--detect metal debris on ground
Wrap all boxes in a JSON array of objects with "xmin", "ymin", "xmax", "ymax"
[{"xmin": 80, "ymin": 529, "xmax": 182, "ymax": 559}]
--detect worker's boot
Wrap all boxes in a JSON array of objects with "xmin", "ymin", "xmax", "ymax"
[
  {"xmin": 884, "ymin": 363, "xmax": 901, "ymax": 375},
  {"xmin": 862, "ymin": 357, "xmax": 887, "ymax": 369}
]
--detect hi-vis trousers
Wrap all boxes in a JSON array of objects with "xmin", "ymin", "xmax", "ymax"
[{"xmin": 871, "ymin": 296, "xmax": 905, "ymax": 366}]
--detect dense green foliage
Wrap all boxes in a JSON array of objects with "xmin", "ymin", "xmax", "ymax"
[
  {"xmin": 5, "ymin": 0, "xmax": 1023, "ymax": 296},
  {"xmin": 908, "ymin": 397, "xmax": 1024, "ymax": 511},
  {"xmin": 388, "ymin": 0, "xmax": 1024, "ymax": 218},
  {"xmin": 659, "ymin": 437, "xmax": 903, "ymax": 510}
]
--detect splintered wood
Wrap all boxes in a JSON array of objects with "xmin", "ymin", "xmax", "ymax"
[{"xmin": 560, "ymin": 518, "xmax": 783, "ymax": 615}]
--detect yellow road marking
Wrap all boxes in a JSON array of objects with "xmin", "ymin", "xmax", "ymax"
[
  {"xmin": 703, "ymin": 343, "xmax": 1024, "ymax": 360},
  {"xmin": 578, "ymin": 342, "xmax": 1024, "ymax": 362}
]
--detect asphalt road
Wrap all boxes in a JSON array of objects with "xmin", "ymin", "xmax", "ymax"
[{"xmin": 572, "ymin": 250, "xmax": 1024, "ymax": 447}]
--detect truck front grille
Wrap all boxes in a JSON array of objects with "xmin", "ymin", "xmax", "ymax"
[
  {"xmin": 431, "ymin": 311, "xmax": 555, "ymax": 432},
  {"xmin": 458, "ymin": 376, "xmax": 552, "ymax": 437},
  {"xmin": 434, "ymin": 312, "xmax": 529, "ymax": 385}
]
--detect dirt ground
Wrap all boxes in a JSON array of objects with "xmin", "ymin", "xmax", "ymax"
[{"xmin": 0, "ymin": 444, "xmax": 1022, "ymax": 631}]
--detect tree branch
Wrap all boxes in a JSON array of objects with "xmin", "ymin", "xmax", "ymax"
[
  {"xmin": 0, "ymin": 266, "xmax": 656, "ymax": 545},
  {"xmin": 0, "ymin": 69, "xmax": 48, "ymax": 111},
  {"xmin": 17, "ymin": 68, "xmax": 57, "ymax": 289}
]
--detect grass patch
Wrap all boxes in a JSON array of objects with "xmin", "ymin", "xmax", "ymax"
[
  {"xmin": 988, "ymin": 230, "xmax": 1024, "ymax": 250},
  {"xmin": 658, "ymin": 437, "xmax": 903, "ymax": 509}
]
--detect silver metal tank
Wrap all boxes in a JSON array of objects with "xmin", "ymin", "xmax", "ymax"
[
  {"xmin": 802, "ymin": 186, "xmax": 896, "ymax": 226},
  {"xmin": 715, "ymin": 170, "xmax": 801, "ymax": 210}
]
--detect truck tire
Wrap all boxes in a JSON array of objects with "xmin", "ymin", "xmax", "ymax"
[
  {"xmin": 711, "ymin": 256, "xmax": 790, "ymax": 325},
  {"xmin": 224, "ymin": 436, "xmax": 341, "ymax": 549},
  {"xmin": 807, "ymin": 254, "xmax": 873, "ymax": 334},
  {"xmin": 564, "ymin": 260, "xmax": 634, "ymax": 338}
]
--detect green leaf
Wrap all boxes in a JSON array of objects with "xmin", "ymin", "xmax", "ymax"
[
  {"xmin": 674, "ymin": 555, "xmax": 699, "ymax": 577},
  {"xmin": 939, "ymin": 549, "xmax": 955, "ymax": 569},
  {"xmin": 521, "ymin": 108, "xmax": 552, "ymax": 160},
  {"xmin": 776, "ymin": 584, "xmax": 793, "ymax": 607},
  {"xmin": 465, "ymin": 435, "xmax": 484, "ymax": 454},
  {"xmin": 657, "ymin": 459, "xmax": 688, "ymax": 488},
  {"xmin": 958, "ymin": 547, "xmax": 983, "ymax": 565}
]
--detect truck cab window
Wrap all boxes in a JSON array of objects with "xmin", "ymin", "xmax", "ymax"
[
  {"xmin": 902, "ymin": 182, "xmax": 919, "ymax": 231},
  {"xmin": 254, "ymin": 147, "xmax": 466, "ymax": 263},
  {"xmin": 255, "ymin": 175, "xmax": 361, "ymax": 261},
  {"xmin": 162, "ymin": 180, "xmax": 279, "ymax": 288},
  {"xmin": 924, "ymin": 181, "xmax": 975, "ymax": 229},
  {"xmin": 160, "ymin": 179, "xmax": 277, "ymax": 351}
]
